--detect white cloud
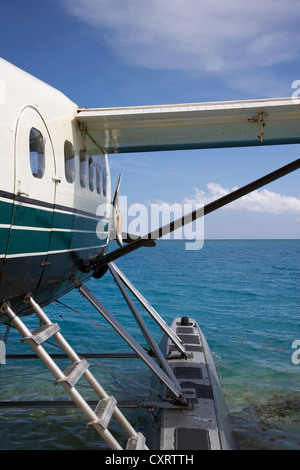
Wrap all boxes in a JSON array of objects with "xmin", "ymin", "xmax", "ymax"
[
  {"xmin": 182, "ymin": 183, "xmax": 300, "ymax": 214},
  {"xmin": 62, "ymin": 0, "xmax": 300, "ymax": 77}
]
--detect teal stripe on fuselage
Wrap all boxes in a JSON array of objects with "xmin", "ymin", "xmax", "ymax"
[
  {"xmin": 0, "ymin": 198, "xmax": 109, "ymax": 257},
  {"xmin": 6, "ymin": 229, "xmax": 50, "ymax": 255},
  {"xmin": 0, "ymin": 227, "xmax": 10, "ymax": 254},
  {"xmin": 49, "ymin": 226, "xmax": 108, "ymax": 252},
  {"xmin": 0, "ymin": 199, "xmax": 14, "ymax": 224},
  {"xmin": 12, "ymin": 203, "xmax": 53, "ymax": 228},
  {"xmin": 52, "ymin": 210, "xmax": 102, "ymax": 231},
  {"xmin": 12, "ymin": 202, "xmax": 102, "ymax": 231},
  {"xmin": 4, "ymin": 229, "xmax": 107, "ymax": 255}
]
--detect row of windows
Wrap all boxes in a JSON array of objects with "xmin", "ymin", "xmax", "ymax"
[
  {"xmin": 29, "ymin": 128, "xmax": 107, "ymax": 196},
  {"xmin": 79, "ymin": 150, "xmax": 108, "ymax": 196}
]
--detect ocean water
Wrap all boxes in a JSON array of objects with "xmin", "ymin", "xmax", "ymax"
[{"xmin": 0, "ymin": 239, "xmax": 299, "ymax": 450}]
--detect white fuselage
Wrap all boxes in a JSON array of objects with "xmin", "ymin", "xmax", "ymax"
[{"xmin": 0, "ymin": 58, "xmax": 111, "ymax": 321}]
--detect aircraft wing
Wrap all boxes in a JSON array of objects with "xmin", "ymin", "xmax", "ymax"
[{"xmin": 76, "ymin": 97, "xmax": 300, "ymax": 154}]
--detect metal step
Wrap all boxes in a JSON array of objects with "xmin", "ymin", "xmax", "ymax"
[
  {"xmin": 55, "ymin": 359, "xmax": 89, "ymax": 387},
  {"xmin": 2, "ymin": 294, "xmax": 149, "ymax": 450},
  {"xmin": 87, "ymin": 396, "xmax": 117, "ymax": 429},
  {"xmin": 20, "ymin": 323, "xmax": 60, "ymax": 345},
  {"xmin": 126, "ymin": 433, "xmax": 146, "ymax": 450}
]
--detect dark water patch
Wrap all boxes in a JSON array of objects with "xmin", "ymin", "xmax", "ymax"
[{"xmin": 231, "ymin": 393, "xmax": 300, "ymax": 450}]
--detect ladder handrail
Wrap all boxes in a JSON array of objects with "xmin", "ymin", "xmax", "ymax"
[{"xmin": 0, "ymin": 297, "xmax": 148, "ymax": 450}]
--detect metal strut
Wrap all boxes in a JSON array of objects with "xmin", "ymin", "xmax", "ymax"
[
  {"xmin": 108, "ymin": 262, "xmax": 188, "ymax": 358},
  {"xmin": 74, "ymin": 280, "xmax": 186, "ymax": 404},
  {"xmin": 108, "ymin": 263, "xmax": 182, "ymax": 385},
  {"xmin": 0, "ymin": 296, "xmax": 148, "ymax": 450},
  {"xmin": 92, "ymin": 158, "xmax": 300, "ymax": 269}
]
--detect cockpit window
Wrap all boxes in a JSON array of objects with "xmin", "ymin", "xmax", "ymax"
[
  {"xmin": 30, "ymin": 128, "xmax": 45, "ymax": 179},
  {"xmin": 64, "ymin": 140, "xmax": 75, "ymax": 183}
]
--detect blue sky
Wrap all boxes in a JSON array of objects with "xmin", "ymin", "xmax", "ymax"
[{"xmin": 1, "ymin": 0, "xmax": 300, "ymax": 238}]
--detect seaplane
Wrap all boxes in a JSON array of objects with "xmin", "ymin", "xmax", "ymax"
[{"xmin": 0, "ymin": 57, "xmax": 299, "ymax": 451}]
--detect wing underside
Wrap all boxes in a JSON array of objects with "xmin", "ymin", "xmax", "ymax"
[{"xmin": 76, "ymin": 97, "xmax": 300, "ymax": 154}]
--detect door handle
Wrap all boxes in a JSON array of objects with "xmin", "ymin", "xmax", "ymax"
[
  {"xmin": 52, "ymin": 175, "xmax": 61, "ymax": 183},
  {"xmin": 17, "ymin": 190, "xmax": 29, "ymax": 197}
]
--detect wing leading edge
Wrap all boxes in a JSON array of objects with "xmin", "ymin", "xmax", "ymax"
[{"xmin": 76, "ymin": 97, "xmax": 300, "ymax": 154}]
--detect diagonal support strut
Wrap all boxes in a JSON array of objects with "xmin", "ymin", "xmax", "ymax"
[
  {"xmin": 75, "ymin": 282, "xmax": 186, "ymax": 404},
  {"xmin": 108, "ymin": 262, "xmax": 183, "ymax": 385},
  {"xmin": 108, "ymin": 262, "xmax": 187, "ymax": 357},
  {"xmin": 92, "ymin": 158, "xmax": 300, "ymax": 269}
]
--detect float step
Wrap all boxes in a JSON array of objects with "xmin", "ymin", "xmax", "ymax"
[
  {"xmin": 126, "ymin": 433, "xmax": 146, "ymax": 450},
  {"xmin": 87, "ymin": 396, "xmax": 117, "ymax": 429},
  {"xmin": 20, "ymin": 323, "xmax": 60, "ymax": 345},
  {"xmin": 55, "ymin": 359, "xmax": 89, "ymax": 387}
]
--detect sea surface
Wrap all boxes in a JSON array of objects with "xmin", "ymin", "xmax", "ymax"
[{"xmin": 0, "ymin": 239, "xmax": 299, "ymax": 450}]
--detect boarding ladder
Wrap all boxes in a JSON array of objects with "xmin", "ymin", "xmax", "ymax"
[{"xmin": 0, "ymin": 294, "xmax": 148, "ymax": 450}]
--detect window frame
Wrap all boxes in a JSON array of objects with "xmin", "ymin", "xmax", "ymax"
[
  {"xmin": 64, "ymin": 140, "xmax": 75, "ymax": 184},
  {"xmin": 96, "ymin": 163, "xmax": 102, "ymax": 195},
  {"xmin": 89, "ymin": 156, "xmax": 95, "ymax": 192},
  {"xmin": 29, "ymin": 127, "xmax": 45, "ymax": 179},
  {"xmin": 80, "ymin": 150, "xmax": 87, "ymax": 188},
  {"xmin": 103, "ymin": 167, "xmax": 108, "ymax": 197}
]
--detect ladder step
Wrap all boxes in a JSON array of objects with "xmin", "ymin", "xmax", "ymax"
[
  {"xmin": 126, "ymin": 433, "xmax": 146, "ymax": 450},
  {"xmin": 87, "ymin": 396, "xmax": 117, "ymax": 429},
  {"xmin": 6, "ymin": 295, "xmax": 149, "ymax": 450},
  {"xmin": 20, "ymin": 323, "xmax": 60, "ymax": 345},
  {"xmin": 55, "ymin": 359, "xmax": 89, "ymax": 387}
]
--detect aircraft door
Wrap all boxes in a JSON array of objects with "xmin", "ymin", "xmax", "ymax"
[
  {"xmin": 15, "ymin": 106, "xmax": 56, "ymax": 203},
  {"xmin": 6, "ymin": 106, "xmax": 56, "ymax": 292}
]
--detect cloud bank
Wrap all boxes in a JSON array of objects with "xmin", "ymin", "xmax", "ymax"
[
  {"xmin": 62, "ymin": 0, "xmax": 300, "ymax": 76},
  {"xmin": 182, "ymin": 184, "xmax": 300, "ymax": 214}
]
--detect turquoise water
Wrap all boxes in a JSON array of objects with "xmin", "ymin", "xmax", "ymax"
[{"xmin": 0, "ymin": 239, "xmax": 299, "ymax": 450}]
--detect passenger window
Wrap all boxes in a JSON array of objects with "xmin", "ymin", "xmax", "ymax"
[
  {"xmin": 103, "ymin": 168, "xmax": 107, "ymax": 197},
  {"xmin": 30, "ymin": 128, "xmax": 45, "ymax": 179},
  {"xmin": 80, "ymin": 150, "xmax": 87, "ymax": 188},
  {"xmin": 89, "ymin": 157, "xmax": 95, "ymax": 191},
  {"xmin": 96, "ymin": 163, "xmax": 101, "ymax": 194},
  {"xmin": 64, "ymin": 140, "xmax": 75, "ymax": 183}
]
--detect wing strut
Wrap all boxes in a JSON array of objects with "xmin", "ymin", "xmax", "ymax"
[
  {"xmin": 108, "ymin": 262, "xmax": 187, "ymax": 357},
  {"xmin": 92, "ymin": 158, "xmax": 300, "ymax": 271}
]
